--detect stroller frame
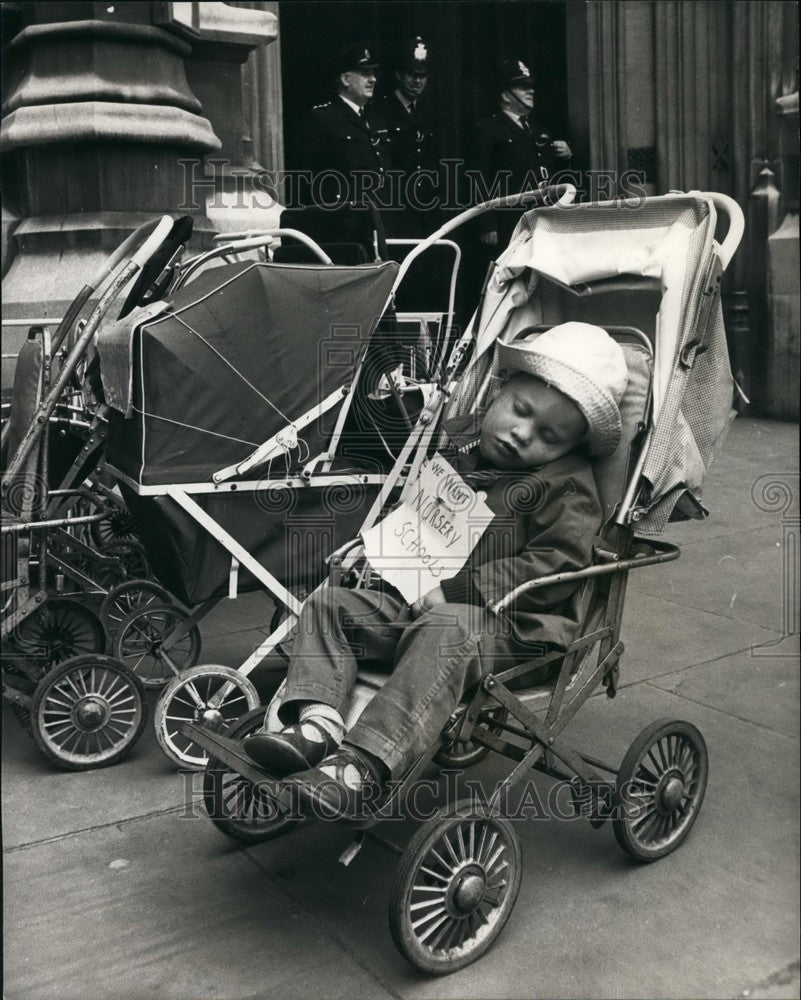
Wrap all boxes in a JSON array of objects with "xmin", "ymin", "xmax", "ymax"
[
  {"xmin": 1, "ymin": 218, "xmax": 180, "ymax": 768},
  {"xmin": 182, "ymin": 442, "xmax": 688, "ymax": 974},
  {"xmin": 181, "ymin": 189, "xmax": 743, "ymax": 975}
]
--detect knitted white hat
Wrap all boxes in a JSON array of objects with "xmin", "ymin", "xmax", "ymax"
[{"xmin": 497, "ymin": 322, "xmax": 628, "ymax": 457}]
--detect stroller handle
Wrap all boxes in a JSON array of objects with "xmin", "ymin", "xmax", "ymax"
[
  {"xmin": 130, "ymin": 216, "xmax": 175, "ymax": 271},
  {"xmin": 209, "ymin": 229, "xmax": 333, "ymax": 264},
  {"xmin": 175, "ymin": 229, "xmax": 334, "ymax": 288},
  {"xmin": 702, "ymin": 192, "xmax": 745, "ymax": 272},
  {"xmin": 391, "ymin": 184, "xmax": 577, "ymax": 295},
  {"xmin": 84, "ymin": 215, "xmax": 175, "ymax": 295}
]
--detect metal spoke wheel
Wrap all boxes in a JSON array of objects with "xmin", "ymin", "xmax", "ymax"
[
  {"xmin": 612, "ymin": 718, "xmax": 708, "ymax": 862},
  {"xmin": 113, "ymin": 603, "xmax": 200, "ymax": 688},
  {"xmin": 101, "ymin": 539, "xmax": 151, "ymax": 581},
  {"xmin": 434, "ymin": 704, "xmax": 508, "ymax": 768},
  {"xmin": 31, "ymin": 654, "xmax": 147, "ymax": 770},
  {"xmin": 389, "ymin": 801, "xmax": 522, "ymax": 974},
  {"xmin": 203, "ymin": 707, "xmax": 299, "ymax": 844},
  {"xmin": 154, "ymin": 664, "xmax": 260, "ymax": 769},
  {"xmin": 9, "ymin": 598, "xmax": 107, "ymax": 675},
  {"xmin": 90, "ymin": 502, "xmax": 138, "ymax": 549},
  {"xmin": 101, "ymin": 580, "xmax": 176, "ymax": 643}
]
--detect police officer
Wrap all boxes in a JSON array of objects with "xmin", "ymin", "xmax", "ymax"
[
  {"xmin": 295, "ymin": 42, "xmax": 393, "ymax": 238},
  {"xmin": 473, "ymin": 59, "xmax": 572, "ymax": 249},
  {"xmin": 381, "ymin": 35, "xmax": 440, "ymax": 237}
]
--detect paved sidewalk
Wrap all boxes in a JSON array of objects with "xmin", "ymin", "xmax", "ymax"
[{"xmin": 3, "ymin": 417, "xmax": 799, "ymax": 1000}]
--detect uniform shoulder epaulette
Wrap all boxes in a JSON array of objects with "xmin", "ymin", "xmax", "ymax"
[{"xmin": 312, "ymin": 101, "xmax": 332, "ymax": 110}]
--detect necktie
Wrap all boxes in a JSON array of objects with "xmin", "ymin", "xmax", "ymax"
[{"xmin": 520, "ymin": 116, "xmax": 532, "ymax": 135}]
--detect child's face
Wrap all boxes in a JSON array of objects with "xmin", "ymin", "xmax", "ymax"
[{"xmin": 478, "ymin": 373, "xmax": 587, "ymax": 470}]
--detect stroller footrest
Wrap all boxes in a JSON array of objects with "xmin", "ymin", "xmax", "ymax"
[{"xmin": 178, "ymin": 722, "xmax": 285, "ymax": 798}]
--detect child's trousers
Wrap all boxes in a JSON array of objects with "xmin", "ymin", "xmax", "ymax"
[{"xmin": 278, "ymin": 585, "xmax": 529, "ymax": 777}]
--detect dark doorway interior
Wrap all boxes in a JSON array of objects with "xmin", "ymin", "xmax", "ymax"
[{"xmin": 279, "ymin": 0, "xmax": 569, "ymax": 174}]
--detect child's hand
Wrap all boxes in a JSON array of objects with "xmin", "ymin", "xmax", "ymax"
[{"xmin": 410, "ymin": 585, "xmax": 447, "ymax": 618}]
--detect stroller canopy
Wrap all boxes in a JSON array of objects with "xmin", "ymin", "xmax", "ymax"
[
  {"xmin": 100, "ymin": 260, "xmax": 398, "ymax": 486},
  {"xmin": 463, "ymin": 193, "xmax": 736, "ymax": 532}
]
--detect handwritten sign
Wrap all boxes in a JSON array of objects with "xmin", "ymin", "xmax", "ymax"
[{"xmin": 362, "ymin": 454, "xmax": 493, "ymax": 603}]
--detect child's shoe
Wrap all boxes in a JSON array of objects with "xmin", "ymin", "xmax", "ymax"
[
  {"xmin": 243, "ymin": 719, "xmax": 337, "ymax": 776},
  {"xmin": 283, "ymin": 745, "xmax": 386, "ymax": 821}
]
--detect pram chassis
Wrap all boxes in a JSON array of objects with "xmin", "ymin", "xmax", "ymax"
[
  {"xmin": 176, "ymin": 189, "xmax": 744, "ymax": 975},
  {"xmin": 2, "ymin": 219, "xmax": 178, "ymax": 768},
  {"xmin": 181, "ymin": 525, "xmax": 697, "ymax": 975}
]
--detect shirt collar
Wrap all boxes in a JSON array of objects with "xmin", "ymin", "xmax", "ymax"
[
  {"xmin": 395, "ymin": 89, "xmax": 416, "ymax": 113},
  {"xmin": 502, "ymin": 108, "xmax": 528, "ymax": 129},
  {"xmin": 339, "ymin": 95, "xmax": 364, "ymax": 117}
]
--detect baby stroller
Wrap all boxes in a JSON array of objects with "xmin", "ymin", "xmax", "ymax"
[
  {"xmin": 1, "ymin": 217, "xmax": 183, "ymax": 768},
  {"xmin": 182, "ymin": 190, "xmax": 745, "ymax": 974}
]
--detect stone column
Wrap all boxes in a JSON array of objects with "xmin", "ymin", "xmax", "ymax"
[
  {"xmin": 586, "ymin": 0, "xmax": 625, "ymax": 183},
  {"xmin": 581, "ymin": 0, "xmax": 795, "ymax": 414},
  {"xmin": 241, "ymin": 1, "xmax": 284, "ymax": 178},
  {"xmin": 582, "ymin": 0, "xmax": 658, "ymax": 197},
  {"xmin": 765, "ymin": 92, "xmax": 800, "ymax": 419},
  {"xmin": 1, "ymin": 11, "xmax": 222, "ymax": 332},
  {"xmin": 181, "ymin": 1, "xmax": 280, "ymax": 233}
]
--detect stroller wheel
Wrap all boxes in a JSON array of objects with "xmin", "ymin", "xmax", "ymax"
[
  {"xmin": 434, "ymin": 705, "xmax": 508, "ymax": 768},
  {"xmin": 90, "ymin": 503, "xmax": 137, "ymax": 549},
  {"xmin": 101, "ymin": 580, "xmax": 177, "ymax": 644},
  {"xmin": 154, "ymin": 664, "xmax": 260, "ymax": 769},
  {"xmin": 203, "ymin": 707, "xmax": 299, "ymax": 844},
  {"xmin": 613, "ymin": 718, "xmax": 708, "ymax": 862},
  {"xmin": 389, "ymin": 800, "xmax": 522, "ymax": 975},
  {"xmin": 113, "ymin": 603, "xmax": 200, "ymax": 688},
  {"xmin": 9, "ymin": 598, "xmax": 107, "ymax": 676},
  {"xmin": 30, "ymin": 654, "xmax": 147, "ymax": 770},
  {"xmin": 101, "ymin": 539, "xmax": 152, "ymax": 582}
]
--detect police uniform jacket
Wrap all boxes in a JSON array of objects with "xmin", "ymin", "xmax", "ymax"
[
  {"xmin": 473, "ymin": 111, "xmax": 564, "ymax": 240},
  {"xmin": 380, "ymin": 92, "xmax": 440, "ymax": 236},
  {"xmin": 381, "ymin": 94, "xmax": 439, "ymax": 185},
  {"xmin": 296, "ymin": 97, "xmax": 393, "ymax": 208}
]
